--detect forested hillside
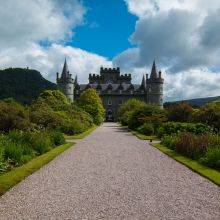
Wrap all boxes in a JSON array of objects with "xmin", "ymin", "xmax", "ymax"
[
  {"xmin": 164, "ymin": 96, "xmax": 220, "ymax": 107},
  {"xmin": 0, "ymin": 68, "xmax": 57, "ymax": 104}
]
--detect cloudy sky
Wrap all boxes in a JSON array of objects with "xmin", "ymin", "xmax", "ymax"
[{"xmin": 0, "ymin": 0, "xmax": 220, "ymax": 101}]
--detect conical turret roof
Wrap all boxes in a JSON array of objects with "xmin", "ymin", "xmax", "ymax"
[
  {"xmin": 61, "ymin": 58, "xmax": 69, "ymax": 78},
  {"xmin": 150, "ymin": 60, "xmax": 158, "ymax": 79},
  {"xmin": 74, "ymin": 74, "xmax": 78, "ymax": 85},
  {"xmin": 141, "ymin": 74, "xmax": 146, "ymax": 88}
]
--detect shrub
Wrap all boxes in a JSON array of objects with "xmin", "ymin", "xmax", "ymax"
[
  {"xmin": 157, "ymin": 122, "xmax": 211, "ymax": 138},
  {"xmin": 161, "ymin": 135, "xmax": 177, "ymax": 150},
  {"xmin": 120, "ymin": 111, "xmax": 134, "ymax": 126},
  {"xmin": 60, "ymin": 119, "xmax": 85, "ymax": 135},
  {"xmin": 4, "ymin": 142, "xmax": 24, "ymax": 165},
  {"xmin": 128, "ymin": 104, "xmax": 166, "ymax": 130},
  {"xmin": 193, "ymin": 101, "xmax": 220, "ymax": 133},
  {"xmin": 200, "ymin": 146, "xmax": 220, "ymax": 170},
  {"xmin": 48, "ymin": 130, "xmax": 65, "ymax": 146},
  {"xmin": 30, "ymin": 90, "xmax": 94, "ymax": 134},
  {"xmin": 137, "ymin": 123, "xmax": 154, "ymax": 135},
  {"xmin": 25, "ymin": 132, "xmax": 52, "ymax": 155},
  {"xmin": 165, "ymin": 102, "xmax": 193, "ymax": 122},
  {"xmin": 0, "ymin": 100, "xmax": 31, "ymax": 133},
  {"xmin": 76, "ymin": 88, "xmax": 105, "ymax": 125},
  {"xmin": 118, "ymin": 99, "xmax": 146, "ymax": 125},
  {"xmin": 173, "ymin": 133, "xmax": 219, "ymax": 159}
]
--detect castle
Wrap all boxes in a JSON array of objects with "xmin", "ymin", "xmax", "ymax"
[{"xmin": 56, "ymin": 59, "xmax": 164, "ymax": 121}]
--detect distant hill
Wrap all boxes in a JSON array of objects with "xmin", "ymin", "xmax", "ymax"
[
  {"xmin": 0, "ymin": 68, "xmax": 57, "ymax": 104},
  {"xmin": 164, "ymin": 96, "xmax": 220, "ymax": 107}
]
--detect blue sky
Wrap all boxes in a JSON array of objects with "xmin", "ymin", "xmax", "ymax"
[
  {"xmin": 0, "ymin": 0, "xmax": 220, "ymax": 101},
  {"xmin": 70, "ymin": 0, "xmax": 137, "ymax": 59}
]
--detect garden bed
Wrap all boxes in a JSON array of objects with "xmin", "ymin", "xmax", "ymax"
[{"xmin": 65, "ymin": 125, "xmax": 97, "ymax": 140}]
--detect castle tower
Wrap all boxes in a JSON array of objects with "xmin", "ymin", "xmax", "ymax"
[
  {"xmin": 147, "ymin": 61, "xmax": 164, "ymax": 107},
  {"xmin": 56, "ymin": 59, "xmax": 74, "ymax": 102}
]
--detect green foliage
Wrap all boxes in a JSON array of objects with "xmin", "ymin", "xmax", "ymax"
[
  {"xmin": 173, "ymin": 133, "xmax": 211, "ymax": 159},
  {"xmin": 193, "ymin": 101, "xmax": 220, "ymax": 132},
  {"xmin": 200, "ymin": 146, "xmax": 220, "ymax": 170},
  {"xmin": 0, "ymin": 68, "xmax": 57, "ymax": 104},
  {"xmin": 118, "ymin": 99, "xmax": 146, "ymax": 126},
  {"xmin": 137, "ymin": 123, "xmax": 154, "ymax": 135},
  {"xmin": 0, "ymin": 100, "xmax": 31, "ymax": 132},
  {"xmin": 165, "ymin": 102, "xmax": 193, "ymax": 122},
  {"xmin": 3, "ymin": 140, "xmax": 24, "ymax": 166},
  {"xmin": 161, "ymin": 135, "xmax": 177, "ymax": 150},
  {"xmin": 0, "ymin": 129, "xmax": 66, "ymax": 169},
  {"xmin": 128, "ymin": 104, "xmax": 166, "ymax": 130},
  {"xmin": 48, "ymin": 130, "xmax": 65, "ymax": 146},
  {"xmin": 161, "ymin": 132, "xmax": 220, "ymax": 170},
  {"xmin": 76, "ymin": 88, "xmax": 105, "ymax": 125},
  {"xmin": 157, "ymin": 122, "xmax": 211, "ymax": 138},
  {"xmin": 30, "ymin": 90, "xmax": 94, "ymax": 134},
  {"xmin": 0, "ymin": 143, "xmax": 72, "ymax": 195}
]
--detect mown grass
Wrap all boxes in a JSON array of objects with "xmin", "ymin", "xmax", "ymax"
[
  {"xmin": 0, "ymin": 142, "xmax": 73, "ymax": 195},
  {"xmin": 130, "ymin": 129, "xmax": 220, "ymax": 186},
  {"xmin": 65, "ymin": 125, "xmax": 97, "ymax": 140},
  {"xmin": 130, "ymin": 130, "xmax": 157, "ymax": 141}
]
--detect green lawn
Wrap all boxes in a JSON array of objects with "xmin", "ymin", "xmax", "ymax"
[
  {"xmin": 0, "ymin": 142, "xmax": 73, "ymax": 195},
  {"xmin": 130, "ymin": 129, "xmax": 220, "ymax": 186},
  {"xmin": 65, "ymin": 125, "xmax": 97, "ymax": 140}
]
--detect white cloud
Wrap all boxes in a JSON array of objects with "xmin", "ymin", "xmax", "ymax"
[
  {"xmin": 0, "ymin": 0, "xmax": 112, "ymax": 84},
  {"xmin": 0, "ymin": 43, "xmax": 112, "ymax": 84},
  {"xmin": 125, "ymin": 0, "xmax": 199, "ymax": 17},
  {"xmin": 0, "ymin": 0, "xmax": 85, "ymax": 48},
  {"xmin": 165, "ymin": 68, "xmax": 220, "ymax": 101},
  {"xmin": 0, "ymin": 0, "xmax": 220, "ymax": 101},
  {"xmin": 116, "ymin": 0, "xmax": 220, "ymax": 100}
]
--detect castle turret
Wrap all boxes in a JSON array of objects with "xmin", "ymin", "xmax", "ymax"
[
  {"xmin": 147, "ymin": 61, "xmax": 164, "ymax": 107},
  {"xmin": 56, "ymin": 59, "xmax": 74, "ymax": 102}
]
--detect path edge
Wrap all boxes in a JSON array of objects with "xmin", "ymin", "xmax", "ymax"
[
  {"xmin": 130, "ymin": 129, "xmax": 220, "ymax": 187},
  {"xmin": 0, "ymin": 142, "xmax": 73, "ymax": 196}
]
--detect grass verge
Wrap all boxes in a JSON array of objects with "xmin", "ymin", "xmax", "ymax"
[
  {"xmin": 0, "ymin": 142, "xmax": 73, "ymax": 195},
  {"xmin": 65, "ymin": 125, "xmax": 97, "ymax": 140},
  {"xmin": 152, "ymin": 143, "xmax": 220, "ymax": 186},
  {"xmin": 130, "ymin": 130, "xmax": 157, "ymax": 141}
]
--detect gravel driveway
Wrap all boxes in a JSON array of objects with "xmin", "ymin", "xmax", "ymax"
[{"xmin": 0, "ymin": 123, "xmax": 219, "ymax": 219}]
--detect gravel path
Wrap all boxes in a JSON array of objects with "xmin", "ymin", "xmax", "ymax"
[{"xmin": 0, "ymin": 123, "xmax": 219, "ymax": 219}]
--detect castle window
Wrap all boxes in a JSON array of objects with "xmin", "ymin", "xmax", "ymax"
[{"xmin": 108, "ymin": 100, "xmax": 112, "ymax": 105}]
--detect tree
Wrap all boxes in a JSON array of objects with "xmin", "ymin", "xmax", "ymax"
[
  {"xmin": 118, "ymin": 99, "xmax": 146, "ymax": 126},
  {"xmin": 76, "ymin": 88, "xmax": 105, "ymax": 125},
  {"xmin": 128, "ymin": 104, "xmax": 166, "ymax": 130},
  {"xmin": 30, "ymin": 90, "xmax": 94, "ymax": 133}
]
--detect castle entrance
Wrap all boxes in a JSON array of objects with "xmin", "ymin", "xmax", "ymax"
[{"xmin": 106, "ymin": 109, "xmax": 114, "ymax": 122}]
